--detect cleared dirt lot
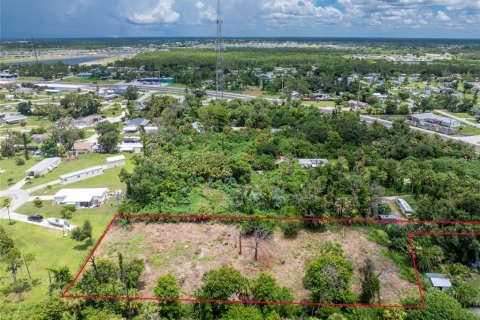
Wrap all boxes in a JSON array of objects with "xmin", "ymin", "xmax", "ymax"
[{"xmin": 94, "ymin": 222, "xmax": 418, "ymax": 304}]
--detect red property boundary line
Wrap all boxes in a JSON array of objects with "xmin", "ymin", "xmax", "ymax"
[
  {"xmin": 61, "ymin": 215, "xmax": 480, "ymax": 309},
  {"xmin": 408, "ymin": 231, "xmax": 480, "ymax": 309}
]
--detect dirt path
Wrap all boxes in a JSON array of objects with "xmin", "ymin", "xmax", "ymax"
[{"xmin": 95, "ymin": 222, "xmax": 418, "ymax": 304}]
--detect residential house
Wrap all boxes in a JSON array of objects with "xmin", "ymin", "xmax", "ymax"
[
  {"xmin": 123, "ymin": 118, "xmax": 150, "ymax": 133},
  {"xmin": 60, "ymin": 166, "xmax": 104, "ymax": 184},
  {"xmin": 298, "ymin": 159, "xmax": 329, "ymax": 168},
  {"xmin": 104, "ymin": 155, "xmax": 126, "ymax": 168},
  {"xmin": 54, "ymin": 188, "xmax": 109, "ymax": 209},
  {"xmin": 73, "ymin": 141, "xmax": 96, "ymax": 154},
  {"xmin": 347, "ymin": 100, "xmax": 371, "ymax": 111},
  {"xmin": 25, "ymin": 157, "xmax": 61, "ymax": 177}
]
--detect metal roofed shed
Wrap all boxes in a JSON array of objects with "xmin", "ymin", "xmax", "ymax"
[
  {"xmin": 25, "ymin": 157, "xmax": 61, "ymax": 177},
  {"xmin": 395, "ymin": 198, "xmax": 413, "ymax": 216},
  {"xmin": 60, "ymin": 166, "xmax": 104, "ymax": 184},
  {"xmin": 425, "ymin": 273, "xmax": 452, "ymax": 291},
  {"xmin": 105, "ymin": 155, "xmax": 126, "ymax": 168},
  {"xmin": 379, "ymin": 215, "xmax": 398, "ymax": 221}
]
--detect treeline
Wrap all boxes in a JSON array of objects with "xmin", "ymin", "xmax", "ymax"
[{"xmin": 120, "ymin": 48, "xmax": 480, "ymax": 81}]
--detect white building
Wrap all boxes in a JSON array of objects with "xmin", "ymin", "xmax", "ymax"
[
  {"xmin": 60, "ymin": 166, "xmax": 104, "ymax": 184},
  {"xmin": 25, "ymin": 157, "xmax": 61, "ymax": 177},
  {"xmin": 105, "ymin": 155, "xmax": 126, "ymax": 168},
  {"xmin": 298, "ymin": 159, "xmax": 329, "ymax": 168},
  {"xmin": 54, "ymin": 188, "xmax": 109, "ymax": 208},
  {"xmin": 396, "ymin": 198, "xmax": 413, "ymax": 216},
  {"xmin": 117, "ymin": 143, "xmax": 143, "ymax": 153}
]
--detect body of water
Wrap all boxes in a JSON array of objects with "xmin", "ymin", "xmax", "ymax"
[{"xmin": 5, "ymin": 56, "xmax": 107, "ymax": 66}]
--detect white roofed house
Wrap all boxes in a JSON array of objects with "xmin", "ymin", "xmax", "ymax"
[
  {"xmin": 425, "ymin": 273, "xmax": 452, "ymax": 291},
  {"xmin": 25, "ymin": 157, "xmax": 61, "ymax": 177},
  {"xmin": 346, "ymin": 100, "xmax": 371, "ymax": 111},
  {"xmin": 298, "ymin": 159, "xmax": 329, "ymax": 169},
  {"xmin": 54, "ymin": 188, "xmax": 109, "ymax": 209},
  {"xmin": 104, "ymin": 155, "xmax": 126, "ymax": 168},
  {"xmin": 60, "ymin": 166, "xmax": 104, "ymax": 184}
]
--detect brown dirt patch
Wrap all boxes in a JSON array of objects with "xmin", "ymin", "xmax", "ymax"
[{"xmin": 93, "ymin": 222, "xmax": 418, "ymax": 304}]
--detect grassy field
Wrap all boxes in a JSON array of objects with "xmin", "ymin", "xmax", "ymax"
[
  {"xmin": 242, "ymin": 89, "xmax": 281, "ymax": 98},
  {"xmin": 0, "ymin": 201, "xmax": 116, "ymax": 303},
  {"xmin": 22, "ymin": 153, "xmax": 114, "ymax": 189},
  {"xmin": 457, "ymin": 125, "xmax": 480, "ymax": 135},
  {"xmin": 302, "ymin": 100, "xmax": 336, "ymax": 108},
  {"xmin": 0, "ymin": 157, "xmax": 39, "ymax": 190}
]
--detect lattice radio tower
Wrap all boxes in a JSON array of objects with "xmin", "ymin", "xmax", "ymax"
[{"xmin": 215, "ymin": 0, "xmax": 224, "ymax": 99}]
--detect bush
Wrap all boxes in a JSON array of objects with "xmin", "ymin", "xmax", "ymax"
[
  {"xmin": 281, "ymin": 220, "xmax": 301, "ymax": 238},
  {"xmin": 1, "ymin": 279, "xmax": 31, "ymax": 296},
  {"xmin": 33, "ymin": 197, "xmax": 43, "ymax": 208},
  {"xmin": 60, "ymin": 205, "xmax": 76, "ymax": 219},
  {"xmin": 15, "ymin": 158, "xmax": 25, "ymax": 166}
]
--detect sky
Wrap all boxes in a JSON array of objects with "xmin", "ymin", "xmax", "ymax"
[{"xmin": 1, "ymin": 0, "xmax": 480, "ymax": 39}]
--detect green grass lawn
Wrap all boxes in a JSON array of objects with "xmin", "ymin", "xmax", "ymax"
[
  {"xmin": 0, "ymin": 200, "xmax": 116, "ymax": 303},
  {"xmin": 22, "ymin": 153, "xmax": 115, "ymax": 189},
  {"xmin": 32, "ymin": 166, "xmax": 128, "ymax": 196},
  {"xmin": 302, "ymin": 100, "xmax": 335, "ymax": 108},
  {"xmin": 0, "ymin": 157, "xmax": 39, "ymax": 190},
  {"xmin": 457, "ymin": 125, "xmax": 480, "ymax": 135}
]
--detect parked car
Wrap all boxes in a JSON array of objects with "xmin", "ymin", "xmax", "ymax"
[{"xmin": 27, "ymin": 214, "xmax": 43, "ymax": 222}]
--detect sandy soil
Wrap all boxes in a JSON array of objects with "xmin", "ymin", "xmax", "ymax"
[{"xmin": 94, "ymin": 222, "xmax": 418, "ymax": 304}]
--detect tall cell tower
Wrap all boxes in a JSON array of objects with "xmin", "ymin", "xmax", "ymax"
[{"xmin": 215, "ymin": 0, "xmax": 224, "ymax": 99}]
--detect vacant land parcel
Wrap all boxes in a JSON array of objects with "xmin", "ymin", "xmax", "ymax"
[{"xmin": 75, "ymin": 219, "xmax": 419, "ymax": 306}]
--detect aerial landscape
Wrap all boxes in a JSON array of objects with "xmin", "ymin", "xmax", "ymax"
[{"xmin": 1, "ymin": 0, "xmax": 480, "ymax": 319}]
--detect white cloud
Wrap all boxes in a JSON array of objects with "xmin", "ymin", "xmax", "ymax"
[
  {"xmin": 126, "ymin": 0, "xmax": 180, "ymax": 25},
  {"xmin": 436, "ymin": 10, "xmax": 451, "ymax": 21},
  {"xmin": 260, "ymin": 0, "xmax": 343, "ymax": 26},
  {"xmin": 196, "ymin": 1, "xmax": 217, "ymax": 22}
]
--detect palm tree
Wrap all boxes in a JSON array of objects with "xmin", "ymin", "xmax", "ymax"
[
  {"xmin": 3, "ymin": 198, "xmax": 11, "ymax": 224},
  {"xmin": 416, "ymin": 245, "xmax": 445, "ymax": 272}
]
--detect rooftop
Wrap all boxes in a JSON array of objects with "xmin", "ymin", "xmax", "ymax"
[
  {"xmin": 106, "ymin": 155, "xmax": 126, "ymax": 163},
  {"xmin": 60, "ymin": 166, "xmax": 103, "ymax": 179},
  {"xmin": 25, "ymin": 157, "xmax": 61, "ymax": 173},
  {"xmin": 54, "ymin": 188, "xmax": 108, "ymax": 203},
  {"xmin": 425, "ymin": 273, "xmax": 452, "ymax": 288}
]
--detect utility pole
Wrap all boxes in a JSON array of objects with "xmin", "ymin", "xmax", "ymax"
[
  {"xmin": 31, "ymin": 37, "xmax": 45, "ymax": 79},
  {"xmin": 215, "ymin": 0, "xmax": 224, "ymax": 99}
]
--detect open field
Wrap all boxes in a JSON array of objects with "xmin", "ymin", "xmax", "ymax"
[
  {"xmin": 0, "ymin": 201, "xmax": 116, "ymax": 303},
  {"xmin": 91, "ymin": 222, "xmax": 419, "ymax": 305},
  {"xmin": 302, "ymin": 100, "xmax": 335, "ymax": 108},
  {"xmin": 0, "ymin": 157, "xmax": 39, "ymax": 190}
]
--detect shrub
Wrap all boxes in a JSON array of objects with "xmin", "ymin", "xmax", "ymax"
[
  {"xmin": 33, "ymin": 197, "xmax": 43, "ymax": 208},
  {"xmin": 61, "ymin": 205, "xmax": 76, "ymax": 219},
  {"xmin": 281, "ymin": 220, "xmax": 301, "ymax": 238},
  {"xmin": 15, "ymin": 158, "xmax": 25, "ymax": 166}
]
